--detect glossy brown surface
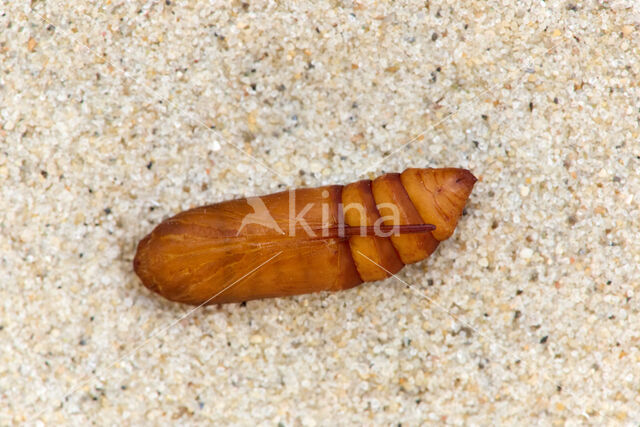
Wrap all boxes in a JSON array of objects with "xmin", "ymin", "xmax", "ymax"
[
  {"xmin": 134, "ymin": 168, "xmax": 477, "ymax": 305},
  {"xmin": 401, "ymin": 168, "xmax": 477, "ymax": 241},
  {"xmin": 134, "ymin": 186, "xmax": 362, "ymax": 305},
  {"xmin": 371, "ymin": 173, "xmax": 440, "ymax": 264},
  {"xmin": 342, "ymin": 180, "xmax": 405, "ymax": 282}
]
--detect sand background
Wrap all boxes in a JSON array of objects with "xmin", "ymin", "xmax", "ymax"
[{"xmin": 2, "ymin": 0, "xmax": 640, "ymax": 424}]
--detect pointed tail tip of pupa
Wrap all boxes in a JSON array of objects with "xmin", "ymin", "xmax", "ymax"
[
  {"xmin": 456, "ymin": 168, "xmax": 478, "ymax": 187},
  {"xmin": 436, "ymin": 168, "xmax": 477, "ymax": 198},
  {"xmin": 417, "ymin": 168, "xmax": 477, "ymax": 241}
]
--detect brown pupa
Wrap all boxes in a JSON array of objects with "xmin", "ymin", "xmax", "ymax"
[{"xmin": 133, "ymin": 168, "xmax": 477, "ymax": 305}]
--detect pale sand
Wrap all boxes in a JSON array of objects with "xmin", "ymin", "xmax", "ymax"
[{"xmin": 2, "ymin": 1, "xmax": 640, "ymax": 424}]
